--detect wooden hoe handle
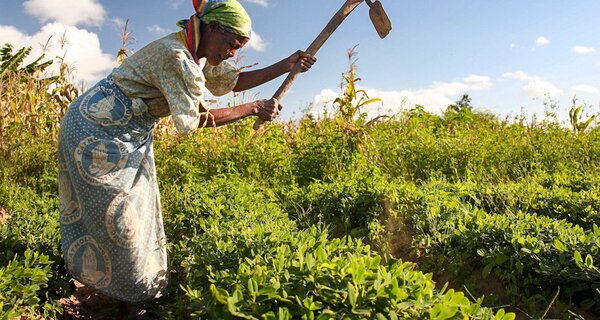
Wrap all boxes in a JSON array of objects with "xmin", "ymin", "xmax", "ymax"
[{"xmin": 253, "ymin": 0, "xmax": 365, "ymax": 131}]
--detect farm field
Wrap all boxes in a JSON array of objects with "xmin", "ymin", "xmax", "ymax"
[{"xmin": 1, "ymin": 45, "xmax": 600, "ymax": 319}]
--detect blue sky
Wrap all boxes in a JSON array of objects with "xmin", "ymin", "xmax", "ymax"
[{"xmin": 1, "ymin": 0, "xmax": 599, "ymax": 121}]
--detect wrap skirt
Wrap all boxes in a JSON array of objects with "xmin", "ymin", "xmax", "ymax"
[{"xmin": 57, "ymin": 74, "xmax": 168, "ymax": 303}]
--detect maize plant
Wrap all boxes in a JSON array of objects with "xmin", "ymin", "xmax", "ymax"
[{"xmin": 0, "ymin": 43, "xmax": 76, "ymax": 148}]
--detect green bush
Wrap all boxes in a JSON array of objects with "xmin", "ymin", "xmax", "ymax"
[
  {"xmin": 471, "ymin": 176, "xmax": 600, "ymax": 229},
  {"xmin": 3, "ymin": 43, "xmax": 598, "ymax": 318},
  {"xmin": 0, "ymin": 182, "xmax": 62, "ymax": 265},
  {"xmin": 157, "ymin": 174, "xmax": 511, "ymax": 319},
  {"xmin": 163, "ymin": 175, "xmax": 295, "ymax": 272},
  {"xmin": 398, "ymin": 179, "xmax": 600, "ymax": 314},
  {"xmin": 282, "ymin": 167, "xmax": 390, "ymax": 238},
  {"xmin": 0, "ymin": 249, "xmax": 61, "ymax": 319},
  {"xmin": 186, "ymin": 227, "xmax": 511, "ymax": 319}
]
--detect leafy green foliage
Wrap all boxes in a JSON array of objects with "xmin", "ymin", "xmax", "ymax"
[
  {"xmin": 0, "ymin": 44, "xmax": 53, "ymax": 80},
  {"xmin": 163, "ymin": 175, "xmax": 295, "ymax": 273},
  {"xmin": 569, "ymin": 98, "xmax": 596, "ymax": 136},
  {"xmin": 283, "ymin": 168, "xmax": 389, "ymax": 239},
  {"xmin": 0, "ymin": 249, "xmax": 60, "ymax": 319},
  {"xmin": 0, "ymin": 43, "xmax": 76, "ymax": 146},
  {"xmin": 467, "ymin": 175, "xmax": 600, "ymax": 229},
  {"xmin": 397, "ymin": 178, "xmax": 600, "ymax": 315},
  {"xmin": 0, "ymin": 182, "xmax": 61, "ymax": 264},
  {"xmin": 3, "ymin": 43, "xmax": 600, "ymax": 318},
  {"xmin": 333, "ymin": 46, "xmax": 381, "ymax": 123},
  {"xmin": 188, "ymin": 227, "xmax": 510, "ymax": 319}
]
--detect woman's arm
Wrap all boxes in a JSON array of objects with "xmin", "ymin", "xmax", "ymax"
[
  {"xmin": 233, "ymin": 50, "xmax": 315, "ymax": 92},
  {"xmin": 198, "ymin": 98, "xmax": 282, "ymax": 128}
]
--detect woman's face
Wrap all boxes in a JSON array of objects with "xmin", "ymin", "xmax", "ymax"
[{"xmin": 200, "ymin": 22, "xmax": 249, "ymax": 66}]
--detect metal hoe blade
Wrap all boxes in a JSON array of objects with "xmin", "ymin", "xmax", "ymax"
[{"xmin": 367, "ymin": 0, "xmax": 392, "ymax": 38}]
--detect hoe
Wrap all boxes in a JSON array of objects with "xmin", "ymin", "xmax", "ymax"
[{"xmin": 253, "ymin": 0, "xmax": 392, "ymax": 130}]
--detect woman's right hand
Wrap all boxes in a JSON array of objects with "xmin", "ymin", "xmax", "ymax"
[{"xmin": 254, "ymin": 98, "xmax": 282, "ymax": 121}]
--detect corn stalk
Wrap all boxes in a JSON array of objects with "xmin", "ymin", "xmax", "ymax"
[
  {"xmin": 0, "ymin": 43, "xmax": 75, "ymax": 149},
  {"xmin": 569, "ymin": 97, "xmax": 596, "ymax": 136},
  {"xmin": 333, "ymin": 46, "xmax": 381, "ymax": 124}
]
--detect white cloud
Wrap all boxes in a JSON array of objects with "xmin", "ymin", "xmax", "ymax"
[
  {"xmin": 360, "ymin": 88, "xmax": 451, "ymax": 116},
  {"xmin": 510, "ymin": 43, "xmax": 517, "ymax": 49},
  {"xmin": 523, "ymin": 80, "xmax": 563, "ymax": 97},
  {"xmin": 502, "ymin": 70, "xmax": 539, "ymax": 81},
  {"xmin": 0, "ymin": 23, "xmax": 116, "ymax": 85},
  {"xmin": 571, "ymin": 84, "xmax": 599, "ymax": 94},
  {"xmin": 429, "ymin": 81, "xmax": 468, "ymax": 96},
  {"xmin": 147, "ymin": 24, "xmax": 172, "ymax": 36},
  {"xmin": 310, "ymin": 74, "xmax": 494, "ymax": 117},
  {"xmin": 502, "ymin": 70, "xmax": 563, "ymax": 98},
  {"xmin": 464, "ymin": 74, "xmax": 493, "ymax": 90},
  {"xmin": 243, "ymin": 0, "xmax": 269, "ymax": 7},
  {"xmin": 312, "ymin": 89, "xmax": 338, "ymax": 107},
  {"xmin": 426, "ymin": 75, "xmax": 491, "ymax": 97},
  {"xmin": 247, "ymin": 30, "xmax": 267, "ymax": 52},
  {"xmin": 0, "ymin": 25, "xmax": 27, "ymax": 45},
  {"xmin": 23, "ymin": 0, "xmax": 106, "ymax": 27},
  {"xmin": 536, "ymin": 36, "xmax": 549, "ymax": 46},
  {"xmin": 572, "ymin": 45, "xmax": 596, "ymax": 54}
]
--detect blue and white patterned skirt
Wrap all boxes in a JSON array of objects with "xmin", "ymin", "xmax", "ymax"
[{"xmin": 57, "ymin": 74, "xmax": 168, "ymax": 303}]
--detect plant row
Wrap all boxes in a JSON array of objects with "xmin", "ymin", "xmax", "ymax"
[
  {"xmin": 395, "ymin": 179, "xmax": 600, "ymax": 315},
  {"xmin": 159, "ymin": 176, "xmax": 512, "ymax": 319}
]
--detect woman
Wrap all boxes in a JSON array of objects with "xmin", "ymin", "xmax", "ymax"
[{"xmin": 57, "ymin": 0, "xmax": 315, "ymax": 316}]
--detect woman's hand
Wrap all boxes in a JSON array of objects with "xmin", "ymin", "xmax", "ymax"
[
  {"xmin": 254, "ymin": 98, "xmax": 282, "ymax": 121},
  {"xmin": 284, "ymin": 50, "xmax": 316, "ymax": 73}
]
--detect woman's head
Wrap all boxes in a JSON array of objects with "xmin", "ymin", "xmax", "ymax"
[
  {"xmin": 200, "ymin": 21, "xmax": 249, "ymax": 66},
  {"xmin": 178, "ymin": 0, "xmax": 251, "ymax": 65}
]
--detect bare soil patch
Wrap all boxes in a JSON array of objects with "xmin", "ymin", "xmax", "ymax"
[
  {"xmin": 58, "ymin": 279, "xmax": 167, "ymax": 319},
  {"xmin": 59, "ymin": 281, "xmax": 121, "ymax": 319},
  {"xmin": 0, "ymin": 207, "xmax": 10, "ymax": 224}
]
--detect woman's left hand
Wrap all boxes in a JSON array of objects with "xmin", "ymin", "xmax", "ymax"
[{"xmin": 285, "ymin": 50, "xmax": 316, "ymax": 72}]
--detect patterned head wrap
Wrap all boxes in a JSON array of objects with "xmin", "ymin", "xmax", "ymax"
[{"xmin": 177, "ymin": 0, "xmax": 252, "ymax": 63}]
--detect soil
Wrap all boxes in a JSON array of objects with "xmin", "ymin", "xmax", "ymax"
[
  {"xmin": 58, "ymin": 281, "xmax": 122, "ymax": 319},
  {"xmin": 58, "ymin": 281, "xmax": 155, "ymax": 320},
  {"xmin": 381, "ymin": 210, "xmax": 599, "ymax": 320},
  {"xmin": 0, "ymin": 206, "xmax": 10, "ymax": 224}
]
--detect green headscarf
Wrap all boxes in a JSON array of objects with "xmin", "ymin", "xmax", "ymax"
[
  {"xmin": 177, "ymin": 0, "xmax": 252, "ymax": 63},
  {"xmin": 200, "ymin": 0, "xmax": 252, "ymax": 38}
]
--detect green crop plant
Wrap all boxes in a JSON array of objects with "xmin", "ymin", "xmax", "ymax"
[
  {"xmin": 569, "ymin": 98, "xmax": 596, "ymax": 136},
  {"xmin": 1, "ymin": 42, "xmax": 599, "ymax": 319},
  {"xmin": 394, "ymin": 178, "xmax": 600, "ymax": 316},
  {"xmin": 0, "ymin": 249, "xmax": 61, "ymax": 319},
  {"xmin": 186, "ymin": 227, "xmax": 512, "ymax": 319},
  {"xmin": 0, "ymin": 43, "xmax": 77, "ymax": 149},
  {"xmin": 333, "ymin": 46, "xmax": 381, "ymax": 126}
]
